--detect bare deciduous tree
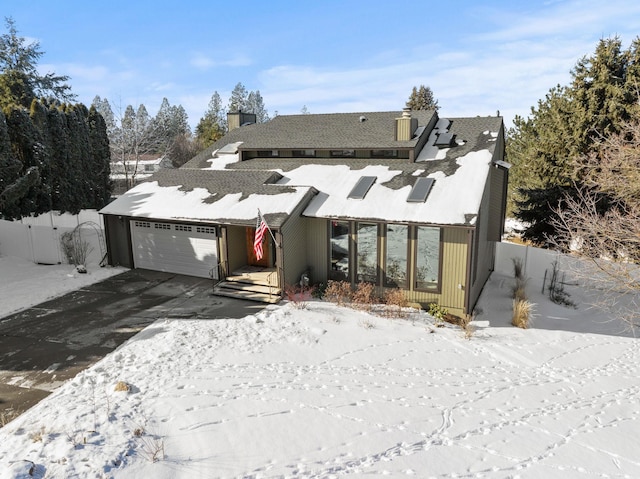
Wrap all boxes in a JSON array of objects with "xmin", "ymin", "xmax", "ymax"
[{"xmin": 552, "ymin": 120, "xmax": 640, "ymax": 331}]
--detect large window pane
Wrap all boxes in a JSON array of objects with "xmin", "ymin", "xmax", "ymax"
[
  {"xmin": 416, "ymin": 226, "xmax": 440, "ymax": 290},
  {"xmin": 385, "ymin": 224, "xmax": 407, "ymax": 287},
  {"xmin": 357, "ymin": 223, "xmax": 378, "ymax": 283},
  {"xmin": 330, "ymin": 221, "xmax": 349, "ymax": 280}
]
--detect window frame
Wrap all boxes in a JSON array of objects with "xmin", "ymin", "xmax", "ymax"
[
  {"xmin": 355, "ymin": 221, "xmax": 380, "ymax": 284},
  {"xmin": 383, "ymin": 223, "xmax": 410, "ymax": 288},
  {"xmin": 413, "ymin": 225, "xmax": 443, "ymax": 293}
]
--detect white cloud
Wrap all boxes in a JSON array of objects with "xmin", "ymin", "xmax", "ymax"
[{"xmin": 190, "ymin": 52, "xmax": 252, "ymax": 70}]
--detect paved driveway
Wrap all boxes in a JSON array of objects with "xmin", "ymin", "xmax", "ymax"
[{"xmin": 0, "ymin": 269, "xmax": 267, "ymax": 421}]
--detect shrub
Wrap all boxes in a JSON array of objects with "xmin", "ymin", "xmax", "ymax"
[
  {"xmin": 284, "ymin": 283, "xmax": 315, "ymax": 309},
  {"xmin": 380, "ymin": 288, "xmax": 409, "ymax": 318},
  {"xmin": 512, "ymin": 299, "xmax": 534, "ymax": 328},
  {"xmin": 324, "ymin": 280, "xmax": 352, "ymax": 306},
  {"xmin": 428, "ymin": 303, "xmax": 448, "ymax": 326},
  {"xmin": 352, "ymin": 282, "xmax": 378, "ymax": 311},
  {"xmin": 60, "ymin": 229, "xmax": 93, "ymax": 266}
]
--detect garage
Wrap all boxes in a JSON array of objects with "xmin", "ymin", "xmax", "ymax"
[{"xmin": 131, "ymin": 220, "xmax": 219, "ymax": 279}]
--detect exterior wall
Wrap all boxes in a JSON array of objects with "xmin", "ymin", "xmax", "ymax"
[
  {"xmin": 466, "ymin": 178, "xmax": 496, "ymax": 314},
  {"xmin": 404, "ymin": 226, "xmax": 470, "ymax": 315},
  {"xmin": 225, "ymin": 225, "xmax": 246, "ymax": 273},
  {"xmin": 305, "ymin": 217, "xmax": 329, "ymax": 285},
  {"xmin": 103, "ymin": 215, "xmax": 133, "ymax": 268},
  {"xmin": 280, "ymin": 208, "xmax": 310, "ymax": 287}
]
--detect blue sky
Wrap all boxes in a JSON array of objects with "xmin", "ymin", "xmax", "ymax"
[{"xmin": 3, "ymin": 0, "xmax": 640, "ymax": 129}]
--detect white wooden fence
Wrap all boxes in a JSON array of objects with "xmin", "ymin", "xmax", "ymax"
[{"xmin": 0, "ymin": 210, "xmax": 106, "ymax": 266}]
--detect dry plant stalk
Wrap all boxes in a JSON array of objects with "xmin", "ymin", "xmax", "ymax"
[
  {"xmin": 512, "ymin": 299, "xmax": 533, "ymax": 329},
  {"xmin": 114, "ymin": 381, "xmax": 131, "ymax": 392}
]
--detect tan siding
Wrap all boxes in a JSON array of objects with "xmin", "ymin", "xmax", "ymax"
[
  {"xmin": 226, "ymin": 226, "xmax": 246, "ymax": 272},
  {"xmin": 281, "ymin": 208, "xmax": 311, "ymax": 287},
  {"xmin": 488, "ymin": 166, "xmax": 507, "ymax": 241},
  {"xmin": 305, "ymin": 218, "xmax": 328, "ymax": 284},
  {"xmin": 439, "ymin": 228, "xmax": 469, "ymax": 311},
  {"xmin": 402, "ymin": 226, "xmax": 469, "ymax": 316}
]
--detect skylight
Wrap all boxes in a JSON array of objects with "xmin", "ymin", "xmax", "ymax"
[
  {"xmin": 407, "ymin": 177, "xmax": 435, "ymax": 203},
  {"xmin": 434, "ymin": 133, "xmax": 454, "ymax": 148},
  {"xmin": 348, "ymin": 176, "xmax": 376, "ymax": 200}
]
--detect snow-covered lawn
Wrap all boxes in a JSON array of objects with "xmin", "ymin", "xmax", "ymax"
[{"xmin": 1, "ymin": 255, "xmax": 639, "ymax": 478}]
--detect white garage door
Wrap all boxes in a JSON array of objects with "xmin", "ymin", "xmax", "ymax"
[{"xmin": 131, "ymin": 220, "xmax": 218, "ymax": 279}]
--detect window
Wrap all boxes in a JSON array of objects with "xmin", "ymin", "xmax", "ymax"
[
  {"xmin": 371, "ymin": 149, "xmax": 397, "ymax": 158},
  {"xmin": 134, "ymin": 221, "xmax": 151, "ymax": 228},
  {"xmin": 292, "ymin": 149, "xmax": 315, "ymax": 157},
  {"xmin": 356, "ymin": 223, "xmax": 378, "ymax": 283},
  {"xmin": 385, "ymin": 224, "xmax": 408, "ymax": 288},
  {"xmin": 144, "ymin": 164, "xmax": 155, "ymax": 172},
  {"xmin": 257, "ymin": 150, "xmax": 279, "ymax": 157},
  {"xmin": 196, "ymin": 226, "xmax": 216, "ymax": 234},
  {"xmin": 330, "ymin": 221, "xmax": 350, "ymax": 281},
  {"xmin": 175, "ymin": 225, "xmax": 192, "ymax": 232},
  {"xmin": 154, "ymin": 223, "xmax": 171, "ymax": 230},
  {"xmin": 415, "ymin": 226, "xmax": 441, "ymax": 290},
  {"xmin": 330, "ymin": 149, "xmax": 355, "ymax": 157}
]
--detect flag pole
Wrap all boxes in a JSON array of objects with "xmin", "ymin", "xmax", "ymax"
[{"xmin": 258, "ymin": 209, "xmax": 280, "ymax": 248}]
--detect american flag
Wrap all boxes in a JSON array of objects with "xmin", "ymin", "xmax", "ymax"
[{"xmin": 254, "ymin": 211, "xmax": 268, "ymax": 261}]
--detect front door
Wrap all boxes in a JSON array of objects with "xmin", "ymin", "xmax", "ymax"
[{"xmin": 246, "ymin": 227, "xmax": 271, "ymax": 267}]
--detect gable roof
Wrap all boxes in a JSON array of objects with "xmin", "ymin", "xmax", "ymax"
[
  {"xmin": 182, "ymin": 110, "xmax": 437, "ymax": 169},
  {"xmin": 99, "ymin": 168, "xmax": 316, "ymax": 227},
  {"xmin": 102, "ymin": 111, "xmax": 505, "ymax": 227}
]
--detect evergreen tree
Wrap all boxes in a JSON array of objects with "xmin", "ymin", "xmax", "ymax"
[
  {"xmin": 88, "ymin": 105, "xmax": 112, "ymax": 207},
  {"xmin": 64, "ymin": 104, "xmax": 92, "ymax": 213},
  {"xmin": 91, "ymin": 95, "xmax": 117, "ymax": 140},
  {"xmin": 508, "ymin": 36, "xmax": 640, "ymax": 245},
  {"xmin": 407, "ymin": 85, "xmax": 439, "ymax": 111},
  {"xmin": 196, "ymin": 91, "xmax": 227, "ymax": 148},
  {"xmin": 46, "ymin": 103, "xmax": 74, "ymax": 212},
  {"xmin": 0, "ymin": 17, "xmax": 74, "ymax": 107},
  {"xmin": 5, "ymin": 104, "xmax": 50, "ymax": 216},
  {"xmin": 0, "ymin": 107, "xmax": 40, "ymax": 219},
  {"xmin": 247, "ymin": 90, "xmax": 269, "ymax": 123},
  {"xmin": 228, "ymin": 82, "xmax": 248, "ymax": 113}
]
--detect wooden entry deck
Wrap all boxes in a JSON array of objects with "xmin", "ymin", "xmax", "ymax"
[{"xmin": 213, "ymin": 266, "xmax": 282, "ymax": 303}]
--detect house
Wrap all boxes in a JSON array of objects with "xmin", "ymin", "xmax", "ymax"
[
  {"xmin": 100, "ymin": 108, "xmax": 507, "ymax": 317},
  {"xmin": 110, "ymin": 155, "xmax": 173, "ymax": 195}
]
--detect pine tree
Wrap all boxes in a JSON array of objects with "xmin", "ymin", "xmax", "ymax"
[
  {"xmin": 196, "ymin": 91, "xmax": 227, "ymax": 148},
  {"xmin": 247, "ymin": 90, "xmax": 269, "ymax": 123},
  {"xmin": 228, "ymin": 82, "xmax": 248, "ymax": 113},
  {"xmin": 0, "ymin": 17, "xmax": 74, "ymax": 107},
  {"xmin": 407, "ymin": 85, "xmax": 439, "ymax": 111},
  {"xmin": 508, "ymin": 36, "xmax": 640, "ymax": 245}
]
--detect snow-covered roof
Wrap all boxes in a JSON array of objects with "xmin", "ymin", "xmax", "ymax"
[
  {"xmin": 99, "ymin": 169, "xmax": 315, "ymax": 227},
  {"xmin": 101, "ymin": 113, "xmax": 504, "ymax": 227}
]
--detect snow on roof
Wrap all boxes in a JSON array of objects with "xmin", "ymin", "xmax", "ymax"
[
  {"xmin": 275, "ymin": 149, "xmax": 493, "ymax": 224},
  {"xmin": 99, "ymin": 180, "xmax": 313, "ymax": 225},
  {"xmin": 204, "ymin": 152, "xmax": 241, "ymax": 170}
]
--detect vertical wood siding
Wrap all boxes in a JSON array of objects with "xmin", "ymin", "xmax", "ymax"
[
  {"xmin": 281, "ymin": 206, "xmax": 312, "ymax": 287},
  {"xmin": 305, "ymin": 218, "xmax": 328, "ymax": 284},
  {"xmin": 404, "ymin": 226, "xmax": 470, "ymax": 315}
]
